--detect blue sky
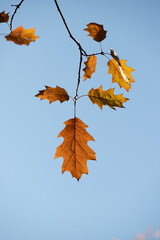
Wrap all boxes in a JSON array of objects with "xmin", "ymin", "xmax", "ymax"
[{"xmin": 0, "ymin": 0, "xmax": 160, "ymax": 240}]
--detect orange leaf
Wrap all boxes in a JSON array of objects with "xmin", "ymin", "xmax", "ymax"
[
  {"xmin": 108, "ymin": 59, "xmax": 135, "ymax": 91},
  {"xmin": 5, "ymin": 26, "xmax": 39, "ymax": 45},
  {"xmin": 88, "ymin": 86, "xmax": 128, "ymax": 110},
  {"xmin": 0, "ymin": 11, "xmax": 9, "ymax": 23},
  {"xmin": 54, "ymin": 117, "xmax": 96, "ymax": 180},
  {"xmin": 84, "ymin": 23, "xmax": 107, "ymax": 42},
  {"xmin": 83, "ymin": 55, "xmax": 97, "ymax": 81},
  {"xmin": 35, "ymin": 86, "xmax": 69, "ymax": 104}
]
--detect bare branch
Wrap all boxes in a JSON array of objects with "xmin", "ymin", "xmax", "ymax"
[
  {"xmin": 54, "ymin": 0, "xmax": 87, "ymax": 55},
  {"xmin": 10, "ymin": 0, "xmax": 25, "ymax": 31}
]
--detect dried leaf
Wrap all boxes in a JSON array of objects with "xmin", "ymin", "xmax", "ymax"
[
  {"xmin": 110, "ymin": 48, "xmax": 121, "ymax": 66},
  {"xmin": 83, "ymin": 55, "xmax": 97, "ymax": 81},
  {"xmin": 88, "ymin": 86, "xmax": 128, "ymax": 110},
  {"xmin": 84, "ymin": 23, "xmax": 107, "ymax": 42},
  {"xmin": 35, "ymin": 85, "xmax": 69, "ymax": 104},
  {"xmin": 108, "ymin": 59, "xmax": 135, "ymax": 91},
  {"xmin": 5, "ymin": 26, "xmax": 39, "ymax": 45},
  {"xmin": 0, "ymin": 11, "xmax": 9, "ymax": 23},
  {"xmin": 54, "ymin": 117, "xmax": 96, "ymax": 180}
]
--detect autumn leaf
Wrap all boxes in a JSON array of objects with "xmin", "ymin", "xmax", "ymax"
[
  {"xmin": 54, "ymin": 117, "xmax": 96, "ymax": 180},
  {"xmin": 35, "ymin": 85, "xmax": 69, "ymax": 104},
  {"xmin": 83, "ymin": 55, "xmax": 97, "ymax": 81},
  {"xmin": 0, "ymin": 11, "xmax": 9, "ymax": 23},
  {"xmin": 108, "ymin": 59, "xmax": 135, "ymax": 91},
  {"xmin": 84, "ymin": 23, "xmax": 107, "ymax": 42},
  {"xmin": 88, "ymin": 86, "xmax": 128, "ymax": 110},
  {"xmin": 110, "ymin": 48, "xmax": 121, "ymax": 66},
  {"xmin": 5, "ymin": 26, "xmax": 39, "ymax": 45}
]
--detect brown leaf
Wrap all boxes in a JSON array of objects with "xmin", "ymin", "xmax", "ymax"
[
  {"xmin": 5, "ymin": 26, "xmax": 39, "ymax": 45},
  {"xmin": 0, "ymin": 11, "xmax": 9, "ymax": 23},
  {"xmin": 35, "ymin": 86, "xmax": 69, "ymax": 104},
  {"xmin": 84, "ymin": 23, "xmax": 107, "ymax": 42},
  {"xmin": 88, "ymin": 86, "xmax": 128, "ymax": 110},
  {"xmin": 54, "ymin": 117, "xmax": 96, "ymax": 180},
  {"xmin": 83, "ymin": 55, "xmax": 97, "ymax": 81},
  {"xmin": 110, "ymin": 48, "xmax": 121, "ymax": 66},
  {"xmin": 108, "ymin": 59, "xmax": 135, "ymax": 91}
]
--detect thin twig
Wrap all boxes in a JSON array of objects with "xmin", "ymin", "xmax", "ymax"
[
  {"xmin": 75, "ymin": 50, "xmax": 83, "ymax": 99},
  {"xmin": 10, "ymin": 0, "xmax": 25, "ymax": 31},
  {"xmin": 86, "ymin": 52, "xmax": 110, "ymax": 57},
  {"xmin": 54, "ymin": 0, "xmax": 88, "ymax": 118},
  {"xmin": 54, "ymin": 0, "xmax": 87, "ymax": 56}
]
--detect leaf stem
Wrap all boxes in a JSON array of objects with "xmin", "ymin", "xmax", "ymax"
[
  {"xmin": 76, "ymin": 94, "xmax": 88, "ymax": 100},
  {"xmin": 100, "ymin": 42, "xmax": 103, "ymax": 53},
  {"xmin": 74, "ymin": 100, "xmax": 76, "ymax": 118}
]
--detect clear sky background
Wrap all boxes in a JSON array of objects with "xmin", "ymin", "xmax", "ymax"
[{"xmin": 0, "ymin": 0, "xmax": 160, "ymax": 240}]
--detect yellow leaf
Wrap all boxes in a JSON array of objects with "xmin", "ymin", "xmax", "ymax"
[
  {"xmin": 54, "ymin": 117, "xmax": 96, "ymax": 181},
  {"xmin": 5, "ymin": 26, "xmax": 39, "ymax": 45},
  {"xmin": 84, "ymin": 23, "xmax": 107, "ymax": 42},
  {"xmin": 108, "ymin": 59, "xmax": 135, "ymax": 91},
  {"xmin": 88, "ymin": 86, "xmax": 128, "ymax": 110},
  {"xmin": 0, "ymin": 11, "xmax": 9, "ymax": 23},
  {"xmin": 35, "ymin": 86, "xmax": 69, "ymax": 104},
  {"xmin": 83, "ymin": 55, "xmax": 97, "ymax": 81}
]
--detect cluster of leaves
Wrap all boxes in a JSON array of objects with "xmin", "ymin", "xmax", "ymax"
[
  {"xmin": 0, "ymin": 10, "xmax": 39, "ymax": 45},
  {"xmin": 1, "ymin": 1, "xmax": 135, "ymax": 181}
]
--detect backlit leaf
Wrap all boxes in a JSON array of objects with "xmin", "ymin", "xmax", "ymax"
[
  {"xmin": 0, "ymin": 11, "xmax": 9, "ymax": 23},
  {"xmin": 83, "ymin": 55, "xmax": 97, "ymax": 81},
  {"xmin": 35, "ymin": 85, "xmax": 69, "ymax": 104},
  {"xmin": 84, "ymin": 23, "xmax": 107, "ymax": 42},
  {"xmin": 88, "ymin": 86, "xmax": 128, "ymax": 110},
  {"xmin": 5, "ymin": 26, "xmax": 39, "ymax": 45},
  {"xmin": 54, "ymin": 117, "xmax": 96, "ymax": 180},
  {"xmin": 108, "ymin": 59, "xmax": 135, "ymax": 91}
]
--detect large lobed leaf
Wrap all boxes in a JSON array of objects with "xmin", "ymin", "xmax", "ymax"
[
  {"xmin": 108, "ymin": 59, "xmax": 135, "ymax": 91},
  {"xmin": 35, "ymin": 85, "xmax": 69, "ymax": 104},
  {"xmin": 83, "ymin": 55, "xmax": 97, "ymax": 81},
  {"xmin": 5, "ymin": 26, "xmax": 39, "ymax": 45},
  {"xmin": 84, "ymin": 23, "xmax": 107, "ymax": 42},
  {"xmin": 54, "ymin": 117, "xmax": 96, "ymax": 180},
  {"xmin": 88, "ymin": 86, "xmax": 128, "ymax": 110}
]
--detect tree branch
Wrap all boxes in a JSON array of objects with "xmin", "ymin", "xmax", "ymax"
[
  {"xmin": 75, "ymin": 50, "xmax": 83, "ymax": 99},
  {"xmin": 54, "ymin": 0, "xmax": 87, "ymax": 56},
  {"xmin": 10, "ymin": 0, "xmax": 25, "ymax": 31}
]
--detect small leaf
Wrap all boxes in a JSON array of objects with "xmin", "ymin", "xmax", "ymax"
[
  {"xmin": 83, "ymin": 55, "xmax": 97, "ymax": 81},
  {"xmin": 5, "ymin": 26, "xmax": 39, "ymax": 45},
  {"xmin": 35, "ymin": 85, "xmax": 69, "ymax": 104},
  {"xmin": 108, "ymin": 59, "xmax": 135, "ymax": 91},
  {"xmin": 0, "ymin": 11, "xmax": 9, "ymax": 23},
  {"xmin": 84, "ymin": 23, "xmax": 107, "ymax": 42},
  {"xmin": 88, "ymin": 86, "xmax": 128, "ymax": 110},
  {"xmin": 54, "ymin": 117, "xmax": 96, "ymax": 181}
]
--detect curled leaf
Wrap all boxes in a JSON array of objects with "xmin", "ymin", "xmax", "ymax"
[
  {"xmin": 83, "ymin": 55, "xmax": 97, "ymax": 81},
  {"xmin": 84, "ymin": 23, "xmax": 107, "ymax": 42},
  {"xmin": 108, "ymin": 59, "xmax": 135, "ymax": 91},
  {"xmin": 5, "ymin": 26, "xmax": 39, "ymax": 45},
  {"xmin": 0, "ymin": 11, "xmax": 9, "ymax": 23},
  {"xmin": 88, "ymin": 86, "xmax": 128, "ymax": 110},
  {"xmin": 54, "ymin": 117, "xmax": 96, "ymax": 181},
  {"xmin": 35, "ymin": 85, "xmax": 69, "ymax": 104},
  {"xmin": 110, "ymin": 48, "xmax": 121, "ymax": 66}
]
